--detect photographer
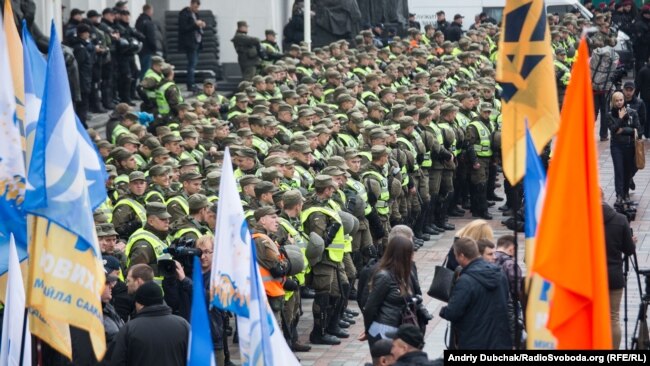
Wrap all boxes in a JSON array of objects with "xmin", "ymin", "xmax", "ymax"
[{"xmin": 602, "ymin": 189, "xmax": 636, "ymax": 349}]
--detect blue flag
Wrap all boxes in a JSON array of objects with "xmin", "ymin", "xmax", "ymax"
[
  {"xmin": 23, "ymin": 22, "xmax": 107, "ymax": 256},
  {"xmin": 524, "ymin": 121, "xmax": 547, "ymax": 239},
  {"xmin": 0, "ymin": 12, "xmax": 27, "ymax": 275},
  {"xmin": 22, "ymin": 20, "xmax": 47, "ymax": 166},
  {"xmin": 188, "ymin": 256, "xmax": 215, "ymax": 366}
]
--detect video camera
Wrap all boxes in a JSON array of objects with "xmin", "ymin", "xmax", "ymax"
[
  {"xmin": 158, "ymin": 237, "xmax": 202, "ymax": 277},
  {"xmin": 615, "ymin": 201, "xmax": 637, "ymax": 222}
]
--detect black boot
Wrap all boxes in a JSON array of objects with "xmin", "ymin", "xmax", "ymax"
[
  {"xmin": 326, "ymin": 296, "xmax": 349, "ymax": 339},
  {"xmin": 436, "ymin": 194, "xmax": 455, "ymax": 230},
  {"xmin": 309, "ymin": 294, "xmax": 341, "ymax": 345}
]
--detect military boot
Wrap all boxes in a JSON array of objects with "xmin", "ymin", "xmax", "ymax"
[
  {"xmin": 309, "ymin": 294, "xmax": 341, "ymax": 345},
  {"xmin": 326, "ymin": 296, "xmax": 350, "ymax": 339}
]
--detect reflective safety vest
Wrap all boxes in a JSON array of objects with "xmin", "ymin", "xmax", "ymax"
[
  {"xmin": 361, "ymin": 90, "xmax": 378, "ymax": 102},
  {"xmin": 208, "ymin": 195, "xmax": 219, "ymax": 203},
  {"xmin": 396, "ymin": 136, "xmax": 420, "ymax": 172},
  {"xmin": 278, "ymin": 219, "xmax": 310, "ymax": 299},
  {"xmin": 277, "ymin": 124, "xmax": 293, "ymax": 140},
  {"xmin": 346, "ymin": 179, "xmax": 371, "ymax": 216},
  {"xmin": 144, "ymin": 190, "xmax": 165, "ymax": 204},
  {"xmin": 428, "ymin": 123, "xmax": 445, "ymax": 145},
  {"xmin": 111, "ymin": 124, "xmax": 130, "ymax": 144},
  {"xmin": 338, "ymin": 133, "xmax": 360, "ymax": 149},
  {"xmin": 252, "ymin": 135, "xmax": 270, "ymax": 157},
  {"xmin": 294, "ymin": 165, "xmax": 314, "ymax": 190},
  {"xmin": 166, "ymin": 196, "xmax": 189, "ymax": 216},
  {"xmin": 125, "ymin": 228, "xmax": 171, "ymax": 284},
  {"xmin": 300, "ymin": 207, "xmax": 346, "ymax": 263},
  {"xmin": 468, "ymin": 121, "xmax": 493, "ymax": 157},
  {"xmin": 156, "ymin": 81, "xmax": 183, "ymax": 116},
  {"xmin": 134, "ymin": 154, "xmax": 146, "ymax": 169},
  {"xmin": 455, "ymin": 111, "xmax": 471, "ymax": 129},
  {"xmin": 361, "ymin": 170, "xmax": 390, "ymax": 216},
  {"xmin": 296, "ymin": 66, "xmax": 313, "ymax": 77},
  {"xmin": 143, "ymin": 69, "xmax": 163, "ymax": 99},
  {"xmin": 251, "ymin": 233, "xmax": 286, "ymax": 297},
  {"xmin": 554, "ymin": 60, "xmax": 571, "ymax": 86},
  {"xmin": 98, "ymin": 198, "xmax": 114, "ymax": 223},
  {"xmin": 172, "ymin": 226, "xmax": 203, "ymax": 242},
  {"xmin": 113, "ymin": 198, "xmax": 147, "ymax": 225},
  {"xmin": 438, "ymin": 122, "xmax": 458, "ymax": 156},
  {"xmin": 234, "ymin": 169, "xmax": 245, "ymax": 192}
]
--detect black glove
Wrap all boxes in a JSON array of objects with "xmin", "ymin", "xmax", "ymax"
[
  {"xmin": 269, "ymin": 262, "xmax": 287, "ymax": 278},
  {"xmin": 361, "ymin": 244, "xmax": 378, "ymax": 259},
  {"xmin": 366, "ymin": 210, "xmax": 385, "ymax": 240},
  {"xmin": 283, "ymin": 278, "xmax": 299, "ymax": 292}
]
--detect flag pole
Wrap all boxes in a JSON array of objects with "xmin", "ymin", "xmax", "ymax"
[
  {"xmin": 18, "ymin": 308, "xmax": 28, "ymax": 365},
  {"xmin": 512, "ymin": 119, "xmax": 520, "ymax": 350}
]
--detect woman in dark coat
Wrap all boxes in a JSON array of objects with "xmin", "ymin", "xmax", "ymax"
[{"xmin": 608, "ymin": 91, "xmax": 641, "ymax": 206}]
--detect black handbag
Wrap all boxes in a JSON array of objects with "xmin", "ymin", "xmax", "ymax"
[
  {"xmin": 401, "ymin": 297, "xmax": 419, "ymax": 326},
  {"xmin": 427, "ymin": 257, "xmax": 455, "ymax": 302}
]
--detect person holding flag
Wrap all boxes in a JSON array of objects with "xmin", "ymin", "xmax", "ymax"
[{"xmin": 211, "ymin": 148, "xmax": 300, "ymax": 366}]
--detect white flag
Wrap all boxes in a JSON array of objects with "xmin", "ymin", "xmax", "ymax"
[
  {"xmin": 210, "ymin": 148, "xmax": 299, "ymax": 366},
  {"xmin": 0, "ymin": 236, "xmax": 32, "ymax": 366}
]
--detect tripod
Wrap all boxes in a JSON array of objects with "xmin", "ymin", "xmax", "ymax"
[{"xmin": 626, "ymin": 253, "xmax": 650, "ymax": 350}]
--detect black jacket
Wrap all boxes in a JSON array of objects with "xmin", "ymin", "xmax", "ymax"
[
  {"xmin": 110, "ymin": 304, "xmax": 190, "ymax": 366},
  {"xmin": 394, "ymin": 351, "xmax": 436, "ymax": 366},
  {"xmin": 135, "ymin": 13, "xmax": 157, "ymax": 54},
  {"xmin": 603, "ymin": 203, "xmax": 635, "ymax": 289},
  {"xmin": 626, "ymin": 95, "xmax": 647, "ymax": 134},
  {"xmin": 608, "ymin": 106, "xmax": 641, "ymax": 145},
  {"xmin": 71, "ymin": 37, "xmax": 94, "ymax": 93},
  {"xmin": 439, "ymin": 258, "xmax": 512, "ymax": 350},
  {"xmin": 178, "ymin": 7, "xmax": 202, "ymax": 52},
  {"xmin": 363, "ymin": 269, "xmax": 412, "ymax": 330},
  {"xmin": 445, "ymin": 22, "xmax": 463, "ymax": 42},
  {"xmin": 636, "ymin": 63, "xmax": 650, "ymax": 103}
]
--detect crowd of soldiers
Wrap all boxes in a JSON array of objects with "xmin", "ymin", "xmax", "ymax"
[{"xmin": 88, "ymin": 5, "xmax": 610, "ymax": 361}]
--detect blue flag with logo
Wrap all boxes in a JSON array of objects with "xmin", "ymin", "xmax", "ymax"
[
  {"xmin": 22, "ymin": 20, "xmax": 47, "ymax": 167},
  {"xmin": 23, "ymin": 22, "xmax": 107, "ymax": 255},
  {"xmin": 0, "ymin": 7, "xmax": 27, "ymax": 275},
  {"xmin": 187, "ymin": 256, "xmax": 215, "ymax": 366}
]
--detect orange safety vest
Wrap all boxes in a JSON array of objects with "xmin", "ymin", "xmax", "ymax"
[{"xmin": 251, "ymin": 233, "xmax": 285, "ymax": 297}]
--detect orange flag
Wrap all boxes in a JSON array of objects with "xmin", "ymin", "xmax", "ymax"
[{"xmin": 531, "ymin": 37, "xmax": 611, "ymax": 349}]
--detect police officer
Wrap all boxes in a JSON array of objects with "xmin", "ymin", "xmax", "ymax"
[
  {"xmin": 125, "ymin": 202, "xmax": 171, "ymax": 282},
  {"xmin": 361, "ymin": 146, "xmax": 392, "ymax": 255},
  {"xmin": 114, "ymin": 9, "xmax": 144, "ymax": 105},
  {"xmin": 111, "ymin": 111, "xmax": 139, "ymax": 144},
  {"xmin": 302, "ymin": 176, "xmax": 349, "ymax": 345},
  {"xmin": 139, "ymin": 55, "xmax": 165, "ymax": 113},
  {"xmin": 466, "ymin": 103, "xmax": 495, "ymax": 220},
  {"xmin": 167, "ymin": 172, "xmax": 204, "ymax": 223},
  {"xmin": 170, "ymin": 194, "xmax": 212, "ymax": 242},
  {"xmin": 112, "ymin": 171, "xmax": 148, "ymax": 240},
  {"xmin": 554, "ymin": 47, "xmax": 571, "ymax": 107},
  {"xmin": 145, "ymin": 165, "xmax": 172, "ymax": 204},
  {"xmin": 275, "ymin": 190, "xmax": 312, "ymax": 352},
  {"xmin": 156, "ymin": 64, "xmax": 184, "ymax": 118},
  {"xmin": 251, "ymin": 206, "xmax": 291, "ymax": 327},
  {"xmin": 434, "ymin": 103, "xmax": 458, "ymax": 231}
]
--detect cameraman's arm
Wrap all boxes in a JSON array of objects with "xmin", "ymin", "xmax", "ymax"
[{"xmin": 162, "ymin": 261, "xmax": 193, "ymax": 321}]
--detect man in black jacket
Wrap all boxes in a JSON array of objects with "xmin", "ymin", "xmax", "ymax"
[
  {"xmin": 636, "ymin": 58, "xmax": 650, "ymax": 139},
  {"xmin": 178, "ymin": 0, "xmax": 206, "ymax": 93},
  {"xmin": 114, "ymin": 9, "xmax": 144, "ymax": 105},
  {"xmin": 136, "ymin": 4, "xmax": 158, "ymax": 80},
  {"xmin": 111, "ymin": 282, "xmax": 190, "ymax": 366},
  {"xmin": 445, "ymin": 14, "xmax": 464, "ymax": 42},
  {"xmin": 603, "ymin": 197, "xmax": 635, "ymax": 350},
  {"xmin": 72, "ymin": 23, "xmax": 95, "ymax": 127},
  {"xmin": 439, "ymin": 237, "xmax": 512, "ymax": 349}
]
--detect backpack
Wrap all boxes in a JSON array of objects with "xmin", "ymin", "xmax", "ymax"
[{"xmin": 589, "ymin": 46, "xmax": 619, "ymax": 92}]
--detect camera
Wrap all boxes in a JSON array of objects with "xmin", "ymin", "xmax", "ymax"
[
  {"xmin": 614, "ymin": 201, "xmax": 637, "ymax": 222},
  {"xmin": 158, "ymin": 237, "xmax": 202, "ymax": 277}
]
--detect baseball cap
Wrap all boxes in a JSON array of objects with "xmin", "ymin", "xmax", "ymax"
[{"xmin": 386, "ymin": 324, "xmax": 425, "ymax": 349}]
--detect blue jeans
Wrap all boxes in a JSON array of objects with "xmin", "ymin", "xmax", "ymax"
[
  {"xmin": 186, "ymin": 48, "xmax": 199, "ymax": 90},
  {"xmin": 139, "ymin": 53, "xmax": 152, "ymax": 80}
]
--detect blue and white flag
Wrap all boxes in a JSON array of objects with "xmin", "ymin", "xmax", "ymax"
[
  {"xmin": 0, "ymin": 13, "xmax": 27, "ymax": 275},
  {"xmin": 210, "ymin": 148, "xmax": 299, "ymax": 366},
  {"xmin": 188, "ymin": 256, "xmax": 216, "ymax": 366},
  {"xmin": 24, "ymin": 22, "xmax": 107, "ymax": 256},
  {"xmin": 523, "ymin": 121, "xmax": 555, "ymax": 349},
  {"xmin": 0, "ymin": 235, "xmax": 32, "ymax": 366},
  {"xmin": 22, "ymin": 20, "xmax": 47, "ymax": 168}
]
